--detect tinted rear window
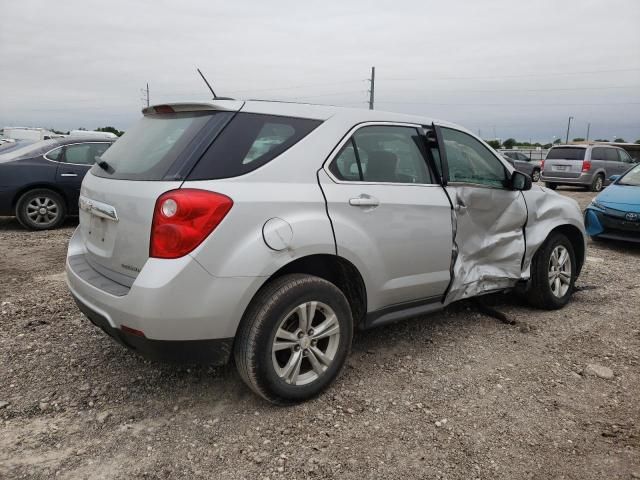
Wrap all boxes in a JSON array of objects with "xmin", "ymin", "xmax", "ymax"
[
  {"xmin": 187, "ymin": 113, "xmax": 321, "ymax": 180},
  {"xmin": 546, "ymin": 147, "xmax": 586, "ymax": 160},
  {"xmin": 91, "ymin": 112, "xmax": 231, "ymax": 181}
]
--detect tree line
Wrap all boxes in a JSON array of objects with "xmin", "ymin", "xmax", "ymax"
[{"xmin": 486, "ymin": 137, "xmax": 639, "ymax": 150}]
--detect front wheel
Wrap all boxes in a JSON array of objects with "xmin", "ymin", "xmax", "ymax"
[
  {"xmin": 525, "ymin": 233, "xmax": 576, "ymax": 310},
  {"xmin": 234, "ymin": 274, "xmax": 353, "ymax": 404}
]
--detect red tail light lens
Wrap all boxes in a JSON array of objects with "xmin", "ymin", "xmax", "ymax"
[
  {"xmin": 582, "ymin": 160, "xmax": 592, "ymax": 172},
  {"xmin": 540, "ymin": 159, "xmax": 545, "ymax": 171},
  {"xmin": 150, "ymin": 189, "xmax": 233, "ymax": 259}
]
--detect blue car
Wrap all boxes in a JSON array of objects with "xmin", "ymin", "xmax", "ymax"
[
  {"xmin": 584, "ymin": 163, "xmax": 640, "ymax": 242},
  {"xmin": 0, "ymin": 137, "xmax": 114, "ymax": 230}
]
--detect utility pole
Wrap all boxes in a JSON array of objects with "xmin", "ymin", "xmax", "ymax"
[
  {"xmin": 141, "ymin": 83, "xmax": 150, "ymax": 108},
  {"xmin": 586, "ymin": 123, "xmax": 591, "ymax": 141},
  {"xmin": 368, "ymin": 66, "xmax": 375, "ymax": 110},
  {"xmin": 565, "ymin": 116, "xmax": 573, "ymax": 143}
]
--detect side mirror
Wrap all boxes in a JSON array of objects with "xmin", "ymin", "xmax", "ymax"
[
  {"xmin": 511, "ymin": 170, "xmax": 532, "ymax": 191},
  {"xmin": 609, "ymin": 175, "xmax": 620, "ymax": 182}
]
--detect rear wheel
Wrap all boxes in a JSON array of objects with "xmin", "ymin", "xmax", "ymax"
[
  {"xmin": 15, "ymin": 189, "xmax": 66, "ymax": 230},
  {"xmin": 525, "ymin": 233, "xmax": 576, "ymax": 310},
  {"xmin": 545, "ymin": 182, "xmax": 557, "ymax": 190},
  {"xmin": 590, "ymin": 174, "xmax": 604, "ymax": 192},
  {"xmin": 234, "ymin": 274, "xmax": 353, "ymax": 404},
  {"xmin": 531, "ymin": 169, "xmax": 541, "ymax": 182}
]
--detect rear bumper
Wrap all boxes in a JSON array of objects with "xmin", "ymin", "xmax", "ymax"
[
  {"xmin": 73, "ymin": 292, "xmax": 233, "ymax": 364},
  {"xmin": 540, "ymin": 172, "xmax": 591, "ymax": 185},
  {"xmin": 66, "ymin": 227, "xmax": 265, "ymax": 359}
]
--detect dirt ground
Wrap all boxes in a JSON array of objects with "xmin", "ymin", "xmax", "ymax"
[{"xmin": 1, "ymin": 187, "xmax": 639, "ymax": 480}]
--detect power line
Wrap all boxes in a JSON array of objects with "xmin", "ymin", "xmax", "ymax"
[
  {"xmin": 374, "ymin": 101, "xmax": 640, "ymax": 106},
  {"xmin": 381, "ymin": 67, "xmax": 640, "ymax": 82}
]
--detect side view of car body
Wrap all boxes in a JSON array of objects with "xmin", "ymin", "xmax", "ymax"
[
  {"xmin": 0, "ymin": 137, "xmax": 114, "ymax": 229},
  {"xmin": 584, "ymin": 163, "xmax": 640, "ymax": 242},
  {"xmin": 501, "ymin": 151, "xmax": 542, "ymax": 182},
  {"xmin": 66, "ymin": 100, "xmax": 586, "ymax": 404},
  {"xmin": 541, "ymin": 144, "xmax": 637, "ymax": 192}
]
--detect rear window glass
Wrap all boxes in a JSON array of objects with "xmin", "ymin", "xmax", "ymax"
[
  {"xmin": 91, "ymin": 112, "xmax": 229, "ymax": 181},
  {"xmin": 187, "ymin": 113, "xmax": 321, "ymax": 180},
  {"xmin": 546, "ymin": 147, "xmax": 586, "ymax": 160}
]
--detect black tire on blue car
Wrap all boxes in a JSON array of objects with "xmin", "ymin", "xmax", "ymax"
[{"xmin": 15, "ymin": 188, "xmax": 67, "ymax": 231}]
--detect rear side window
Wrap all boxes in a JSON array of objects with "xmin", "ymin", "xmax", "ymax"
[
  {"xmin": 64, "ymin": 143, "xmax": 111, "ymax": 165},
  {"xmin": 591, "ymin": 147, "xmax": 606, "ymax": 161},
  {"xmin": 188, "ymin": 113, "xmax": 321, "ymax": 180},
  {"xmin": 546, "ymin": 147, "xmax": 586, "ymax": 160},
  {"xmin": 91, "ymin": 112, "xmax": 228, "ymax": 180},
  {"xmin": 604, "ymin": 149, "xmax": 619, "ymax": 162},
  {"xmin": 329, "ymin": 125, "xmax": 433, "ymax": 184}
]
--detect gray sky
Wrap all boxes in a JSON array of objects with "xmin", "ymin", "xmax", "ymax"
[{"xmin": 1, "ymin": 0, "xmax": 639, "ymax": 142}]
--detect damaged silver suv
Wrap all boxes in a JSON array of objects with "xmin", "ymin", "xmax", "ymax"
[{"xmin": 66, "ymin": 100, "xmax": 586, "ymax": 404}]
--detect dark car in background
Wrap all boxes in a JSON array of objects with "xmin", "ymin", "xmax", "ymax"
[
  {"xmin": 501, "ymin": 151, "xmax": 542, "ymax": 182},
  {"xmin": 0, "ymin": 137, "xmax": 114, "ymax": 230}
]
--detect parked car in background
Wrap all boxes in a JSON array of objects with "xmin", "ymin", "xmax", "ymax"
[
  {"xmin": 501, "ymin": 151, "xmax": 542, "ymax": 182},
  {"xmin": 541, "ymin": 144, "xmax": 637, "ymax": 192},
  {"xmin": 584, "ymin": 163, "xmax": 640, "ymax": 242},
  {"xmin": 0, "ymin": 137, "xmax": 114, "ymax": 229},
  {"xmin": 66, "ymin": 100, "xmax": 586, "ymax": 404}
]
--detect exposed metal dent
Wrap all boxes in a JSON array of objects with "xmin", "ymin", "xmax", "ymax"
[
  {"xmin": 520, "ymin": 186, "xmax": 586, "ymax": 275},
  {"xmin": 444, "ymin": 186, "xmax": 527, "ymax": 304}
]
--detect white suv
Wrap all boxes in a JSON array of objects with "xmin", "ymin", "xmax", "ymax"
[{"xmin": 66, "ymin": 100, "xmax": 586, "ymax": 403}]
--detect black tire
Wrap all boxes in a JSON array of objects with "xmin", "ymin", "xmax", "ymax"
[
  {"xmin": 590, "ymin": 174, "xmax": 604, "ymax": 192},
  {"xmin": 525, "ymin": 233, "xmax": 576, "ymax": 310},
  {"xmin": 531, "ymin": 169, "xmax": 541, "ymax": 182},
  {"xmin": 234, "ymin": 274, "xmax": 353, "ymax": 404},
  {"xmin": 15, "ymin": 189, "xmax": 67, "ymax": 230},
  {"xmin": 545, "ymin": 182, "xmax": 557, "ymax": 190}
]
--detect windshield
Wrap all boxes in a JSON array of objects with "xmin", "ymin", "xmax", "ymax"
[
  {"xmin": 91, "ymin": 112, "xmax": 229, "ymax": 181},
  {"xmin": 618, "ymin": 163, "xmax": 640, "ymax": 186},
  {"xmin": 546, "ymin": 147, "xmax": 586, "ymax": 160}
]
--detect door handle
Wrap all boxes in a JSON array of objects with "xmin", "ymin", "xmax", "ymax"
[
  {"xmin": 61, "ymin": 173, "xmax": 78, "ymax": 177},
  {"xmin": 349, "ymin": 195, "xmax": 379, "ymax": 207}
]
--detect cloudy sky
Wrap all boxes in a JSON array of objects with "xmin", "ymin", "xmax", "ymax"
[{"xmin": 1, "ymin": 0, "xmax": 639, "ymax": 142}]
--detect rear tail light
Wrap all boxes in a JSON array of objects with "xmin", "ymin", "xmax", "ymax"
[
  {"xmin": 150, "ymin": 189, "xmax": 233, "ymax": 259},
  {"xmin": 582, "ymin": 160, "xmax": 592, "ymax": 172},
  {"xmin": 540, "ymin": 159, "xmax": 544, "ymax": 171}
]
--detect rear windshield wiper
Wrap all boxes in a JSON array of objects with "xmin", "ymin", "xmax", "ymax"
[{"xmin": 96, "ymin": 158, "xmax": 114, "ymax": 174}]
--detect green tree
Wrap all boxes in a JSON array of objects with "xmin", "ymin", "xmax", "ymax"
[
  {"xmin": 502, "ymin": 138, "xmax": 516, "ymax": 149},
  {"xmin": 96, "ymin": 126, "xmax": 124, "ymax": 137},
  {"xmin": 635, "ymin": 139, "xmax": 640, "ymax": 144},
  {"xmin": 613, "ymin": 137, "xmax": 625, "ymax": 143},
  {"xmin": 485, "ymin": 139, "xmax": 501, "ymax": 149},
  {"xmin": 572, "ymin": 137, "xmax": 585, "ymax": 142},
  {"xmin": 542, "ymin": 143, "xmax": 552, "ymax": 149},
  {"xmin": 594, "ymin": 139, "xmax": 609, "ymax": 142},
  {"xmin": 553, "ymin": 138, "xmax": 562, "ymax": 144}
]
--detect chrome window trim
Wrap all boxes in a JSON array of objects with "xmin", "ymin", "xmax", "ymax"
[
  {"xmin": 43, "ymin": 141, "xmax": 112, "ymax": 166},
  {"xmin": 322, "ymin": 121, "xmax": 439, "ymax": 187}
]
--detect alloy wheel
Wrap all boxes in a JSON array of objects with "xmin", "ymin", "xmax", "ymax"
[
  {"xmin": 26, "ymin": 196, "xmax": 60, "ymax": 227},
  {"xmin": 548, "ymin": 245, "xmax": 572, "ymax": 298},
  {"xmin": 271, "ymin": 301, "xmax": 341, "ymax": 386}
]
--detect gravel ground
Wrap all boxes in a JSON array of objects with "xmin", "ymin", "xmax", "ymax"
[{"xmin": 1, "ymin": 187, "xmax": 639, "ymax": 480}]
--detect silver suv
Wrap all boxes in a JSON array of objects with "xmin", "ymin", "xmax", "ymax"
[
  {"xmin": 541, "ymin": 144, "xmax": 637, "ymax": 192},
  {"xmin": 66, "ymin": 101, "xmax": 586, "ymax": 404}
]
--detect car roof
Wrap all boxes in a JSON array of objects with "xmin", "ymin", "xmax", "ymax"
[{"xmin": 144, "ymin": 99, "xmax": 467, "ymax": 132}]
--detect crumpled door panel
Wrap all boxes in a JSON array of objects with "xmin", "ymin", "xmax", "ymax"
[{"xmin": 444, "ymin": 186, "xmax": 527, "ymax": 304}]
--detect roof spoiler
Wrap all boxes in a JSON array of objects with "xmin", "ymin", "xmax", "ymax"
[{"xmin": 142, "ymin": 100, "xmax": 244, "ymax": 115}]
